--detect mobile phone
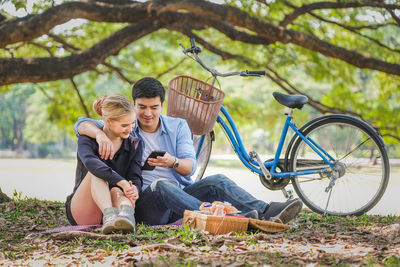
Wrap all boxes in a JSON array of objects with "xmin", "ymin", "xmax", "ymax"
[{"xmin": 141, "ymin": 150, "xmax": 166, "ymax": 171}]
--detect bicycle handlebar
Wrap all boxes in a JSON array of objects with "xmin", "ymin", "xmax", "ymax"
[
  {"xmin": 180, "ymin": 38, "xmax": 266, "ymax": 78},
  {"xmin": 241, "ymin": 70, "xmax": 266, "ymax": 77}
]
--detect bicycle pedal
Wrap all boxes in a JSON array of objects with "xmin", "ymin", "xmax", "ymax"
[{"xmin": 281, "ymin": 188, "xmax": 293, "ymax": 200}]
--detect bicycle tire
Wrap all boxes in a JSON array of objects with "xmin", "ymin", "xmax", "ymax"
[
  {"xmin": 192, "ymin": 132, "xmax": 213, "ymax": 182},
  {"xmin": 289, "ymin": 117, "xmax": 390, "ymax": 216}
]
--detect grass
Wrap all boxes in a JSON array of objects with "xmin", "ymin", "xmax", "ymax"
[{"xmin": 1, "ymin": 194, "xmax": 400, "ymax": 265}]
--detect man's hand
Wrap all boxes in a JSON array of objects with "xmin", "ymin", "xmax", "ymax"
[
  {"xmin": 95, "ymin": 132, "xmax": 115, "ymax": 160},
  {"xmin": 147, "ymin": 152, "xmax": 193, "ymax": 175},
  {"xmin": 147, "ymin": 152, "xmax": 175, "ymax": 168}
]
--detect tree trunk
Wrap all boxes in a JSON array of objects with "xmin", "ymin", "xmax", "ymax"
[
  {"xmin": 0, "ymin": 187, "xmax": 11, "ymax": 203},
  {"xmin": 12, "ymin": 118, "xmax": 24, "ymax": 153}
]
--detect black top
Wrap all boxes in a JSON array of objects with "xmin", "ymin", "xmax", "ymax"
[{"xmin": 70, "ymin": 135, "xmax": 143, "ymax": 197}]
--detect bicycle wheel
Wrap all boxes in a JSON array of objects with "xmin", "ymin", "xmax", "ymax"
[
  {"xmin": 192, "ymin": 132, "xmax": 213, "ymax": 182},
  {"xmin": 290, "ymin": 117, "xmax": 390, "ymax": 216}
]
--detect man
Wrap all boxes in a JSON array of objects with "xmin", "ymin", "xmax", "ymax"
[{"xmin": 74, "ymin": 77, "xmax": 303, "ymax": 225}]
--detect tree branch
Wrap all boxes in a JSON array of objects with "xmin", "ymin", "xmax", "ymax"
[
  {"xmin": 0, "ymin": 1, "xmax": 152, "ymax": 48},
  {"xmin": 47, "ymin": 35, "xmax": 132, "ymax": 84},
  {"xmin": 382, "ymin": 133, "xmax": 400, "ymax": 142},
  {"xmin": 387, "ymin": 9, "xmax": 400, "ymax": 26},
  {"xmin": 161, "ymin": 12, "xmax": 272, "ymax": 46},
  {"xmin": 0, "ymin": 13, "xmax": 8, "ymax": 23},
  {"xmin": 263, "ymin": 66, "xmax": 363, "ymax": 118},
  {"xmin": 280, "ymin": 1, "xmax": 400, "ymax": 28},
  {"xmin": 28, "ymin": 42, "xmax": 55, "ymax": 56},
  {"xmin": 35, "ymin": 83, "xmax": 57, "ymax": 102},
  {"xmin": 0, "ymin": 20, "xmax": 163, "ymax": 85},
  {"xmin": 48, "ymin": 33, "xmax": 80, "ymax": 51},
  {"xmin": 308, "ymin": 12, "xmax": 400, "ymax": 53},
  {"xmin": 70, "ymin": 77, "xmax": 91, "ymax": 118},
  {"xmin": 350, "ymin": 23, "xmax": 398, "ymax": 30},
  {"xmin": 156, "ymin": 0, "xmax": 400, "ymax": 76},
  {"xmin": 155, "ymin": 58, "xmax": 187, "ymax": 80},
  {"xmin": 102, "ymin": 62, "xmax": 134, "ymax": 84}
]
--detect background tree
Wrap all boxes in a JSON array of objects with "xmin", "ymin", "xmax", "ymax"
[{"xmin": 0, "ymin": 84, "xmax": 35, "ymax": 152}]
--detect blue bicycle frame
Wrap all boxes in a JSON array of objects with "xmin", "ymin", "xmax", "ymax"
[{"xmin": 197, "ymin": 105, "xmax": 335, "ymax": 179}]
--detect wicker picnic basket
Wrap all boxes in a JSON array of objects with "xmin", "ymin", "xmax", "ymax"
[
  {"xmin": 183, "ymin": 210, "xmax": 248, "ymax": 235},
  {"xmin": 183, "ymin": 210, "xmax": 290, "ymax": 235},
  {"xmin": 167, "ymin": 76, "xmax": 225, "ymax": 135}
]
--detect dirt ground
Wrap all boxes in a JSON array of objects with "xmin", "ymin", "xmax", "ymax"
[{"xmin": 0, "ymin": 199, "xmax": 399, "ymax": 266}]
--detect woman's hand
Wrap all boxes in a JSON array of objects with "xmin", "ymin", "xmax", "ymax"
[
  {"xmin": 126, "ymin": 181, "xmax": 139, "ymax": 208},
  {"xmin": 117, "ymin": 180, "xmax": 139, "ymax": 205},
  {"xmin": 127, "ymin": 180, "xmax": 139, "ymax": 201}
]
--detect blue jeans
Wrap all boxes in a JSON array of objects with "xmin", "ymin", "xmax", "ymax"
[{"xmin": 135, "ymin": 174, "xmax": 269, "ymax": 225}]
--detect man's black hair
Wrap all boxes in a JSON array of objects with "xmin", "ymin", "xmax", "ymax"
[{"xmin": 131, "ymin": 77, "xmax": 165, "ymax": 103}]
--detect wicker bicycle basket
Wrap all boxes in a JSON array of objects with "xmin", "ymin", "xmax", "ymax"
[{"xmin": 167, "ymin": 76, "xmax": 225, "ymax": 135}]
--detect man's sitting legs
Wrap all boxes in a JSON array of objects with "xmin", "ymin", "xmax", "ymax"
[
  {"xmin": 135, "ymin": 179, "xmax": 202, "ymax": 225},
  {"xmin": 135, "ymin": 175, "xmax": 303, "ymax": 225}
]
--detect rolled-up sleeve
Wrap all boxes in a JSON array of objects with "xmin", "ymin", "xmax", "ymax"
[
  {"xmin": 176, "ymin": 120, "xmax": 197, "ymax": 178},
  {"xmin": 77, "ymin": 136, "xmax": 125, "ymax": 185},
  {"xmin": 74, "ymin": 117, "xmax": 104, "ymax": 137}
]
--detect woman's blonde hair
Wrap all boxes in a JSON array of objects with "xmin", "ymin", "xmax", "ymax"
[{"xmin": 92, "ymin": 94, "xmax": 134, "ymax": 120}]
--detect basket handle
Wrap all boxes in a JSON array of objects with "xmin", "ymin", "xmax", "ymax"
[{"xmin": 183, "ymin": 216, "xmax": 196, "ymax": 228}]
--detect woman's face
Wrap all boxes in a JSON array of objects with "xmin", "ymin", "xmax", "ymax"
[{"xmin": 107, "ymin": 111, "xmax": 136, "ymax": 139}]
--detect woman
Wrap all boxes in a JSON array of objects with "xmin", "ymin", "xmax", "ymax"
[{"xmin": 65, "ymin": 94, "xmax": 142, "ymax": 234}]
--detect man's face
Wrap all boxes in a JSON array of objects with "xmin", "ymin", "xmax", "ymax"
[{"xmin": 134, "ymin": 96, "xmax": 162, "ymax": 133}]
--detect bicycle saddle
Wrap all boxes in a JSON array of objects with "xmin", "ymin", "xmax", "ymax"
[{"xmin": 272, "ymin": 92, "xmax": 308, "ymax": 109}]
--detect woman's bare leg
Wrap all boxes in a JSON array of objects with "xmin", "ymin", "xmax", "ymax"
[
  {"xmin": 70, "ymin": 172, "xmax": 112, "ymax": 225},
  {"xmin": 110, "ymin": 187, "xmax": 132, "ymax": 210},
  {"xmin": 90, "ymin": 174, "xmax": 113, "ymax": 211},
  {"xmin": 110, "ymin": 187, "xmax": 136, "ymax": 232}
]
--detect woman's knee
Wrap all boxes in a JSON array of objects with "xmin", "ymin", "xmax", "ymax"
[{"xmin": 110, "ymin": 186, "xmax": 123, "ymax": 197}]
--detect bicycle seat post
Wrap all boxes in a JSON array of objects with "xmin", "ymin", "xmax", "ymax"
[{"xmin": 285, "ymin": 108, "xmax": 294, "ymax": 118}]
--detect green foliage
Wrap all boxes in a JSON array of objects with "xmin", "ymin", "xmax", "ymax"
[
  {"xmin": 24, "ymin": 90, "xmax": 65, "ymax": 143},
  {"xmin": 1, "ymin": 0, "xmax": 399, "ymax": 156}
]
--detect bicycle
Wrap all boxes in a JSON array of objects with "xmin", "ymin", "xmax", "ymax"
[{"xmin": 167, "ymin": 38, "xmax": 390, "ymax": 216}]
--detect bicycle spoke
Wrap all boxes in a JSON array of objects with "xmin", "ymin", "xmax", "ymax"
[
  {"xmin": 338, "ymin": 137, "xmax": 371, "ymax": 161},
  {"xmin": 295, "ymin": 177, "xmax": 326, "ymax": 183}
]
